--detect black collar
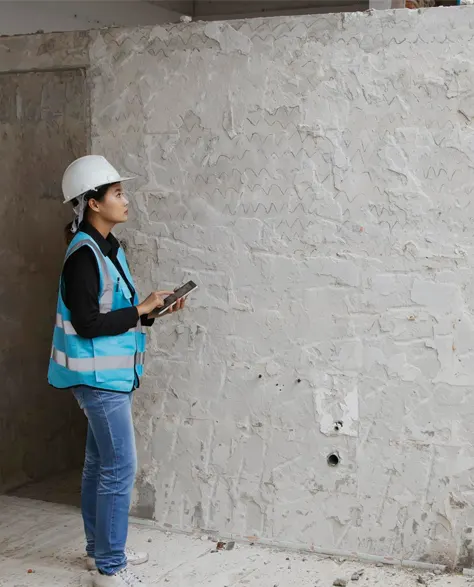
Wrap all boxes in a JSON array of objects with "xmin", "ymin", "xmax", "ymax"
[{"xmin": 78, "ymin": 222, "xmax": 120, "ymax": 258}]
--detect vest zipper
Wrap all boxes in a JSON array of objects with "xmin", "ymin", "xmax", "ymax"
[
  {"xmin": 114, "ymin": 259, "xmax": 139, "ymax": 391},
  {"xmin": 133, "ymin": 352, "xmax": 139, "ymax": 391}
]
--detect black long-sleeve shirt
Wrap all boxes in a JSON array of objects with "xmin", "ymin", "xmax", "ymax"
[{"xmin": 62, "ymin": 222, "xmax": 153, "ymax": 339}]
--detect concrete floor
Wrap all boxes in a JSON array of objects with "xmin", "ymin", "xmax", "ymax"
[
  {"xmin": 0, "ymin": 496, "xmax": 472, "ymax": 587},
  {"xmin": 8, "ymin": 469, "xmax": 81, "ymax": 507}
]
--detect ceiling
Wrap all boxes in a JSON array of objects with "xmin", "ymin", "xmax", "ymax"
[{"xmin": 154, "ymin": 1, "xmax": 369, "ymax": 19}]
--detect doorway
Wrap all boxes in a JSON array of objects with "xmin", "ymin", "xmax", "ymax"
[{"xmin": 0, "ymin": 69, "xmax": 88, "ymax": 506}]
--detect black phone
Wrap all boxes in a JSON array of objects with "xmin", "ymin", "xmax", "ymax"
[{"xmin": 152, "ymin": 280, "xmax": 198, "ymax": 317}]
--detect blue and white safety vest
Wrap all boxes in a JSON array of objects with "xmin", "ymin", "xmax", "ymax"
[{"xmin": 48, "ymin": 232, "xmax": 146, "ymax": 393}]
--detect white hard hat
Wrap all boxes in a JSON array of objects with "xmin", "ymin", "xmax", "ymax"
[{"xmin": 62, "ymin": 155, "xmax": 134, "ymax": 203}]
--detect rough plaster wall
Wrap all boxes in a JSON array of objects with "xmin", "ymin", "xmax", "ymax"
[
  {"xmin": 89, "ymin": 6, "xmax": 474, "ymax": 566},
  {"xmin": 0, "ymin": 68, "xmax": 88, "ymax": 491}
]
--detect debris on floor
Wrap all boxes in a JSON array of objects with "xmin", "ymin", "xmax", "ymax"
[{"xmin": 210, "ymin": 539, "xmax": 236, "ymax": 553}]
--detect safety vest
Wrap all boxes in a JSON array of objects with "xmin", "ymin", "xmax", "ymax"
[{"xmin": 48, "ymin": 232, "xmax": 146, "ymax": 392}]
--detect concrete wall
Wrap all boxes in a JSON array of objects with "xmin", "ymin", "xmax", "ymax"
[
  {"xmin": 193, "ymin": 1, "xmax": 369, "ymax": 19},
  {"xmin": 0, "ymin": 1, "xmax": 403, "ymax": 37},
  {"xmin": 0, "ymin": 54, "xmax": 89, "ymax": 490},
  {"xmin": 88, "ymin": 7, "xmax": 474, "ymax": 567},
  {"xmin": 0, "ymin": 1, "xmax": 181, "ymax": 36}
]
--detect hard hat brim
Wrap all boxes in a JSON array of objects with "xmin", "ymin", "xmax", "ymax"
[{"xmin": 63, "ymin": 175, "xmax": 136, "ymax": 204}]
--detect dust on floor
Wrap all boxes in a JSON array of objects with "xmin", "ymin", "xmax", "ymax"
[{"xmin": 0, "ymin": 496, "xmax": 471, "ymax": 587}]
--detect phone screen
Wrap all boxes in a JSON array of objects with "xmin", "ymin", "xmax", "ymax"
[{"xmin": 154, "ymin": 280, "xmax": 197, "ymax": 316}]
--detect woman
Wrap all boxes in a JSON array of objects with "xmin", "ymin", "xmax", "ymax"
[{"xmin": 48, "ymin": 155, "xmax": 184, "ymax": 587}]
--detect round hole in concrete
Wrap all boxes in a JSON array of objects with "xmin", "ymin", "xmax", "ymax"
[{"xmin": 327, "ymin": 452, "xmax": 340, "ymax": 467}]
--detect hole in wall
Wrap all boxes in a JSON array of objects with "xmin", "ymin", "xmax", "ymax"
[
  {"xmin": 334, "ymin": 420, "xmax": 343, "ymax": 432},
  {"xmin": 327, "ymin": 452, "xmax": 340, "ymax": 467}
]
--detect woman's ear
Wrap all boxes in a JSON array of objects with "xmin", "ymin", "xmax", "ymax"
[{"xmin": 88, "ymin": 198, "xmax": 100, "ymax": 213}]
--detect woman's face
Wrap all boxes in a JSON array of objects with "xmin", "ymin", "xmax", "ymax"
[{"xmin": 90, "ymin": 183, "xmax": 129, "ymax": 225}]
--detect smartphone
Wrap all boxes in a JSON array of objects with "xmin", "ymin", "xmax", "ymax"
[{"xmin": 152, "ymin": 280, "xmax": 198, "ymax": 317}]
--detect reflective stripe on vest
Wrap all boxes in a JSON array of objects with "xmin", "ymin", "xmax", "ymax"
[
  {"xmin": 51, "ymin": 347, "xmax": 136, "ymax": 372},
  {"xmin": 56, "ymin": 313, "xmax": 77, "ymax": 335},
  {"xmin": 55, "ymin": 313, "xmax": 141, "ymax": 336}
]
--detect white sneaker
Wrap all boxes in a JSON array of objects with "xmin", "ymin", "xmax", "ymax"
[
  {"xmin": 87, "ymin": 549, "xmax": 149, "ymax": 571},
  {"xmin": 92, "ymin": 567, "xmax": 147, "ymax": 587}
]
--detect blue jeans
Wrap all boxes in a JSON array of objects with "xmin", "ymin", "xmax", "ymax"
[{"xmin": 73, "ymin": 387, "xmax": 137, "ymax": 576}]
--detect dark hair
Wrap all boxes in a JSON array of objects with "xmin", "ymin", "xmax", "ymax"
[{"xmin": 63, "ymin": 183, "xmax": 114, "ymax": 245}]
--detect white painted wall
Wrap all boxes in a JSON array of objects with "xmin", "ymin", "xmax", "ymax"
[
  {"xmin": 88, "ymin": 6, "xmax": 474, "ymax": 567},
  {"xmin": 0, "ymin": 1, "xmax": 181, "ymax": 36}
]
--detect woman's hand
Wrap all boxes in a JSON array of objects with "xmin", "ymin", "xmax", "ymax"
[
  {"xmin": 168, "ymin": 296, "xmax": 186, "ymax": 313},
  {"xmin": 136, "ymin": 291, "xmax": 173, "ymax": 317}
]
